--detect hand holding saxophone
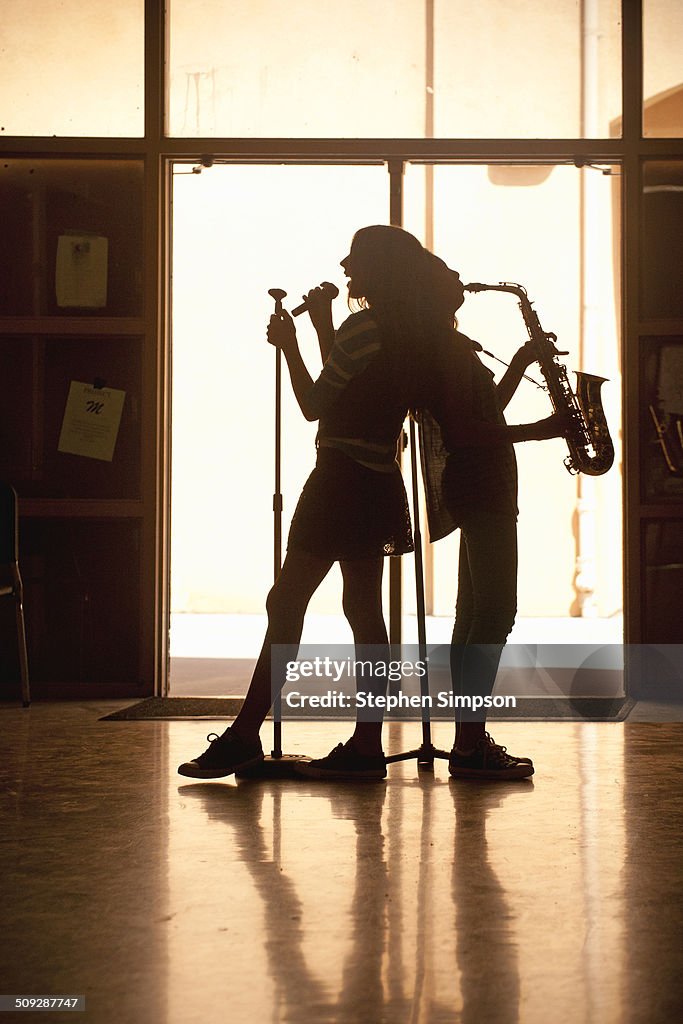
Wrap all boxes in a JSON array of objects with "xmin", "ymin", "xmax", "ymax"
[
  {"xmin": 510, "ymin": 339, "xmax": 568, "ymax": 372},
  {"xmin": 528, "ymin": 410, "xmax": 574, "ymax": 441}
]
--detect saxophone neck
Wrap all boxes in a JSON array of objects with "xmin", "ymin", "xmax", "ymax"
[{"xmin": 465, "ymin": 281, "xmax": 528, "ymax": 300}]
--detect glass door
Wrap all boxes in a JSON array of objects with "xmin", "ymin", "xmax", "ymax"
[{"xmin": 168, "ymin": 157, "xmax": 624, "ymax": 698}]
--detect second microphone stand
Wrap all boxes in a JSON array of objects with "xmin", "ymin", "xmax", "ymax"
[{"xmin": 385, "ymin": 416, "xmax": 450, "ymax": 772}]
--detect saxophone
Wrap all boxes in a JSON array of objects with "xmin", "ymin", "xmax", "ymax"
[{"xmin": 465, "ymin": 282, "xmax": 615, "ymax": 476}]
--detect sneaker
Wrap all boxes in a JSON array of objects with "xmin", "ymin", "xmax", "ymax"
[
  {"xmin": 449, "ymin": 732, "xmax": 534, "ymax": 781},
  {"xmin": 295, "ymin": 741, "xmax": 387, "ymax": 781},
  {"xmin": 177, "ymin": 728, "xmax": 264, "ymax": 779}
]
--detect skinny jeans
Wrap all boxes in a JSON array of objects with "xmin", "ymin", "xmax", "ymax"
[{"xmin": 449, "ymin": 511, "xmax": 518, "ymax": 721}]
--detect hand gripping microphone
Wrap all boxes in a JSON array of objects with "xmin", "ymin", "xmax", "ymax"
[{"xmin": 292, "ymin": 281, "xmax": 339, "ymax": 317}]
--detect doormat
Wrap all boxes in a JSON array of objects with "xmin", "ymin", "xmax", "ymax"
[
  {"xmin": 101, "ymin": 697, "xmax": 244, "ymax": 720},
  {"xmin": 101, "ymin": 696, "xmax": 636, "ymax": 722}
]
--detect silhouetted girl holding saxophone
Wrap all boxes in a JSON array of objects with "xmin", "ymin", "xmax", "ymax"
[{"xmin": 420, "ymin": 255, "xmax": 568, "ymax": 779}]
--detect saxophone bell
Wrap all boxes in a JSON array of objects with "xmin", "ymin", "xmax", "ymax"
[
  {"xmin": 570, "ymin": 371, "xmax": 615, "ymax": 475},
  {"xmin": 465, "ymin": 281, "xmax": 614, "ymax": 477}
]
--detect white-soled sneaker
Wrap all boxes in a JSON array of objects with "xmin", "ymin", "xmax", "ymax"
[{"xmin": 449, "ymin": 732, "xmax": 534, "ymax": 781}]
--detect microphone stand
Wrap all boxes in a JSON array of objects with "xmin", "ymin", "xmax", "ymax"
[
  {"xmin": 385, "ymin": 416, "xmax": 450, "ymax": 772},
  {"xmin": 236, "ymin": 289, "xmax": 311, "ymax": 780}
]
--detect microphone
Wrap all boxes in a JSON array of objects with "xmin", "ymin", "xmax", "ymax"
[{"xmin": 292, "ymin": 281, "xmax": 339, "ymax": 317}]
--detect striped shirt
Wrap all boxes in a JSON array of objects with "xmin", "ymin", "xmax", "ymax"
[{"xmin": 308, "ymin": 310, "xmax": 404, "ymax": 472}]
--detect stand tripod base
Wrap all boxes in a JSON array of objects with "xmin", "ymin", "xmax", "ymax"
[
  {"xmin": 386, "ymin": 743, "xmax": 451, "ymax": 772},
  {"xmin": 235, "ymin": 753, "xmax": 311, "ymax": 780}
]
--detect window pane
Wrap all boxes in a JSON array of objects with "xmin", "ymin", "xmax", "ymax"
[
  {"xmin": 643, "ymin": 0, "xmax": 683, "ymax": 137},
  {"xmin": 434, "ymin": 1, "xmax": 621, "ymax": 138},
  {"xmin": 644, "ymin": 521, "xmax": 683, "ymax": 642},
  {"xmin": 167, "ymin": 0, "xmax": 621, "ymax": 139},
  {"xmin": 641, "ymin": 161, "xmax": 683, "ymax": 316},
  {"xmin": 168, "ymin": 0, "xmax": 426, "ymax": 137},
  {"xmin": 0, "ymin": 0, "xmax": 144, "ymax": 137},
  {"xmin": 641, "ymin": 339, "xmax": 683, "ymax": 502},
  {"xmin": 0, "ymin": 335, "xmax": 143, "ymax": 500},
  {"xmin": 0, "ymin": 160, "xmax": 144, "ymax": 317}
]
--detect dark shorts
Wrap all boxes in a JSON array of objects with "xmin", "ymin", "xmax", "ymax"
[{"xmin": 287, "ymin": 447, "xmax": 414, "ymax": 561}]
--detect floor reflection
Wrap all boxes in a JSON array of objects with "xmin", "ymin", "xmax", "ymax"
[
  {"xmin": 176, "ymin": 762, "xmax": 533, "ymax": 1023},
  {"xmin": 450, "ymin": 781, "xmax": 529, "ymax": 1024},
  {"xmin": 178, "ymin": 782, "xmax": 333, "ymax": 1020},
  {"xmin": 7, "ymin": 710, "xmax": 683, "ymax": 1024}
]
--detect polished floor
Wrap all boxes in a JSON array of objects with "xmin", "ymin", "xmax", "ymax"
[{"xmin": 1, "ymin": 702, "xmax": 682, "ymax": 1024}]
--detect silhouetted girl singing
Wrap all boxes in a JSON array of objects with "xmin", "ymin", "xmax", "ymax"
[{"xmin": 179, "ymin": 225, "xmax": 434, "ymax": 781}]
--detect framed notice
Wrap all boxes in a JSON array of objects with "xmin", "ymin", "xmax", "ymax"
[
  {"xmin": 58, "ymin": 381, "xmax": 126, "ymax": 462},
  {"xmin": 55, "ymin": 234, "xmax": 108, "ymax": 308}
]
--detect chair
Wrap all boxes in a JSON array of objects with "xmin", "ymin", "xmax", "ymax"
[{"xmin": 0, "ymin": 482, "xmax": 30, "ymax": 706}]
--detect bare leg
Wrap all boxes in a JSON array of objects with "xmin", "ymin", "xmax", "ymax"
[
  {"xmin": 230, "ymin": 549, "xmax": 333, "ymax": 742},
  {"xmin": 340, "ymin": 557, "xmax": 387, "ymax": 756}
]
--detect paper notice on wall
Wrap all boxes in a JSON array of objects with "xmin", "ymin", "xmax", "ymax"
[
  {"xmin": 55, "ymin": 234, "xmax": 108, "ymax": 308},
  {"xmin": 58, "ymin": 382, "xmax": 126, "ymax": 462}
]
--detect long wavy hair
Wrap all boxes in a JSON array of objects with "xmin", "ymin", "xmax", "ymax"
[{"xmin": 347, "ymin": 225, "xmax": 444, "ymax": 407}]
